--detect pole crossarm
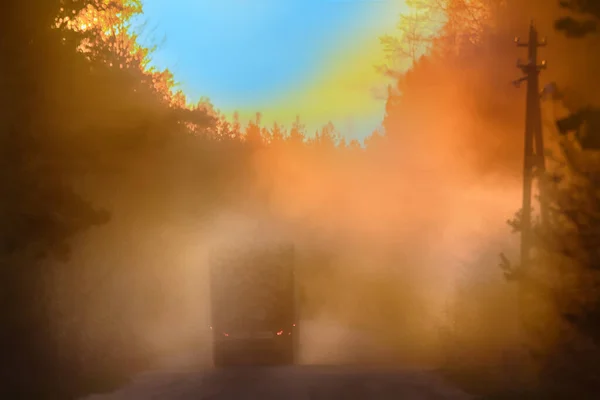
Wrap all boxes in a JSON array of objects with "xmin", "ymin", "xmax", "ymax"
[
  {"xmin": 514, "ymin": 36, "xmax": 547, "ymax": 47},
  {"xmin": 517, "ymin": 60, "xmax": 547, "ymax": 74}
]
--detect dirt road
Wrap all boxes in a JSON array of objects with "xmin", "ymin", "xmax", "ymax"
[
  {"xmin": 83, "ymin": 364, "xmax": 472, "ymax": 400},
  {"xmin": 83, "ymin": 321, "xmax": 472, "ymax": 399}
]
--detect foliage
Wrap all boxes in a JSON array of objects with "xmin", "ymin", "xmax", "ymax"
[
  {"xmin": 0, "ymin": 0, "xmax": 216, "ymax": 397},
  {"xmin": 1, "ymin": 1, "xmax": 374, "ymax": 396},
  {"xmin": 555, "ymin": 0, "xmax": 600, "ymax": 38},
  {"xmin": 494, "ymin": 0, "xmax": 600, "ymax": 395},
  {"xmin": 377, "ymin": 0, "xmax": 600, "ymax": 396},
  {"xmin": 7, "ymin": 0, "xmax": 600, "ymax": 397}
]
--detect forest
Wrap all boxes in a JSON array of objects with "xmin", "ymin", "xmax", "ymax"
[{"xmin": 1, "ymin": 0, "xmax": 600, "ymax": 398}]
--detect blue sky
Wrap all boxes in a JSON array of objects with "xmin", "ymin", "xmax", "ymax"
[{"xmin": 137, "ymin": 0, "xmax": 407, "ymax": 140}]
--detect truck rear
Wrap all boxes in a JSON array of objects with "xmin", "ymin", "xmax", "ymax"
[{"xmin": 209, "ymin": 240, "xmax": 297, "ymax": 367}]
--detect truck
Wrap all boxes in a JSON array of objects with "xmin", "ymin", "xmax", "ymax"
[{"xmin": 209, "ymin": 237, "xmax": 298, "ymax": 367}]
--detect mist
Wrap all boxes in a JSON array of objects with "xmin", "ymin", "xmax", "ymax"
[
  {"xmin": 5, "ymin": 0, "xmax": 600, "ymax": 397},
  {"xmin": 44, "ymin": 66, "xmax": 526, "ymax": 374}
]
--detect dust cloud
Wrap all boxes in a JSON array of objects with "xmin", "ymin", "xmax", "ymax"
[
  {"xmin": 47, "ymin": 107, "xmax": 524, "ymax": 375},
  {"xmin": 42, "ymin": 5, "xmax": 542, "ymax": 374},
  {"xmin": 246, "ymin": 107, "xmax": 523, "ymax": 367}
]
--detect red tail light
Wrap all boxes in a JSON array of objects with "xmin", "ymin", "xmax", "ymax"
[
  {"xmin": 276, "ymin": 323, "xmax": 296, "ymax": 336},
  {"xmin": 223, "ymin": 332, "xmax": 229, "ymax": 337}
]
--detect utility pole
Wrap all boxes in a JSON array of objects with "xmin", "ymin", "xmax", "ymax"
[
  {"xmin": 507, "ymin": 22, "xmax": 549, "ymax": 385},
  {"xmin": 513, "ymin": 20, "xmax": 548, "ymax": 279}
]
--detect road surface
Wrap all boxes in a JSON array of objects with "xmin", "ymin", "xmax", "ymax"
[
  {"xmin": 83, "ymin": 365, "xmax": 472, "ymax": 400},
  {"xmin": 83, "ymin": 321, "xmax": 473, "ymax": 399}
]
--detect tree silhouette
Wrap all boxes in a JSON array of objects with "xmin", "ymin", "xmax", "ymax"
[
  {"xmin": 555, "ymin": 0, "xmax": 600, "ymax": 38},
  {"xmin": 0, "ymin": 1, "xmax": 215, "ymax": 397},
  {"xmin": 515, "ymin": 2, "xmax": 600, "ymax": 393},
  {"xmin": 288, "ymin": 115, "xmax": 306, "ymax": 147},
  {"xmin": 270, "ymin": 122, "xmax": 287, "ymax": 144},
  {"xmin": 245, "ymin": 112, "xmax": 264, "ymax": 145}
]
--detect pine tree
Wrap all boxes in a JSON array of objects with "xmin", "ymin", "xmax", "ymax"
[
  {"xmin": 288, "ymin": 115, "xmax": 306, "ymax": 146},
  {"xmin": 270, "ymin": 122, "xmax": 286, "ymax": 143}
]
